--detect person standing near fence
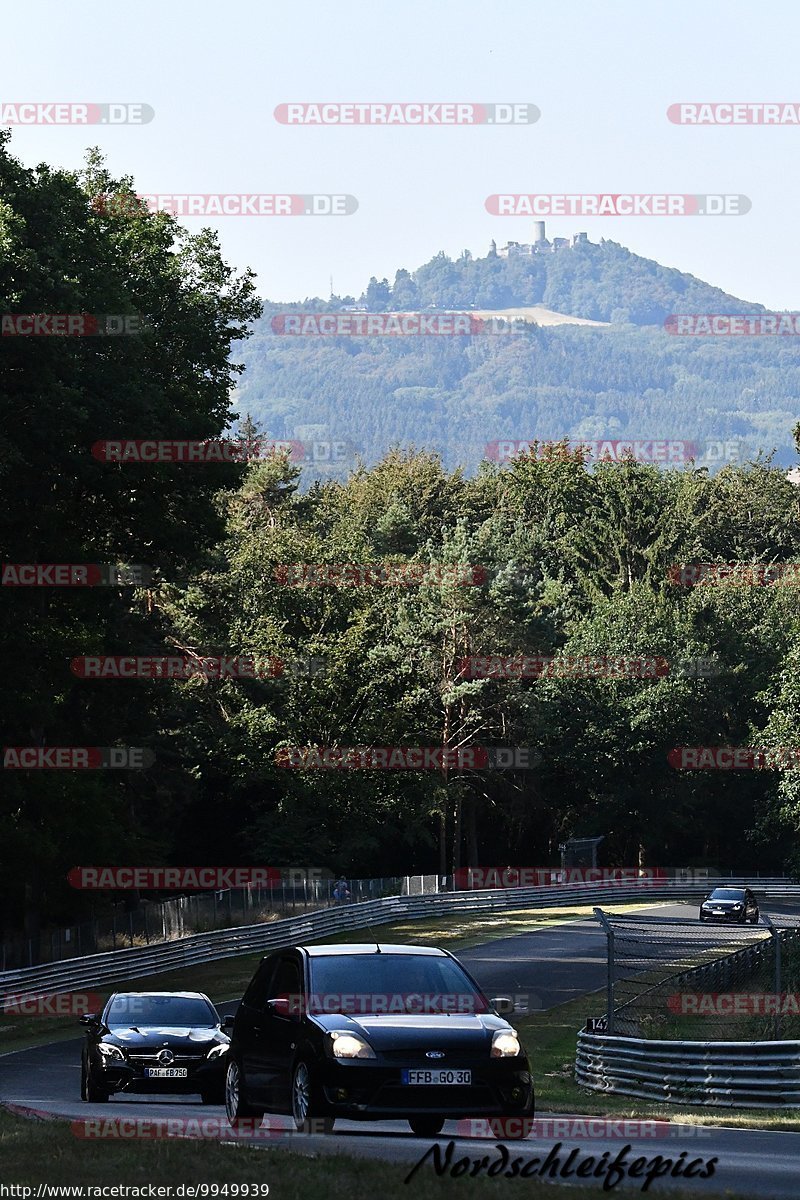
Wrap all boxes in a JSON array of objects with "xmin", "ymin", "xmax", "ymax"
[{"xmin": 333, "ymin": 879, "xmax": 351, "ymax": 905}]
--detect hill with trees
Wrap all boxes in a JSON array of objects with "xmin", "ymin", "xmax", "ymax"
[{"xmin": 234, "ymin": 237, "xmax": 798, "ymax": 478}]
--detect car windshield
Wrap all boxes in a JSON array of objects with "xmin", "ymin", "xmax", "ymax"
[
  {"xmin": 106, "ymin": 995, "xmax": 218, "ymax": 1027},
  {"xmin": 708, "ymin": 889, "xmax": 745, "ymax": 901},
  {"xmin": 307, "ymin": 953, "xmax": 488, "ymax": 1014}
]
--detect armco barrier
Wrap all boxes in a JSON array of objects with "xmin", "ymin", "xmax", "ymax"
[
  {"xmin": 1, "ymin": 878, "xmax": 797, "ymax": 1004},
  {"xmin": 576, "ymin": 1030, "xmax": 800, "ymax": 1108}
]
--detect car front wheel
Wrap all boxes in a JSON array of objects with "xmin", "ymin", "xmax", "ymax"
[
  {"xmin": 291, "ymin": 1059, "xmax": 334, "ymax": 1134},
  {"xmin": 224, "ymin": 1059, "xmax": 264, "ymax": 1131},
  {"xmin": 81, "ymin": 1058, "xmax": 110, "ymax": 1103}
]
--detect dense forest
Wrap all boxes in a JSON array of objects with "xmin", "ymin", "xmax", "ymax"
[{"xmin": 3, "ymin": 132, "xmax": 800, "ymax": 943}]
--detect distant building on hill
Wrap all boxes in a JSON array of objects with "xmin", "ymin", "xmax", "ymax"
[{"xmin": 495, "ymin": 222, "xmax": 590, "ymax": 258}]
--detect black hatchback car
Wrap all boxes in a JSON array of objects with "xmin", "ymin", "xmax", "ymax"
[
  {"xmin": 80, "ymin": 991, "xmax": 229, "ymax": 1103},
  {"xmin": 224, "ymin": 943, "xmax": 534, "ymax": 1138},
  {"xmin": 699, "ymin": 886, "xmax": 760, "ymax": 924}
]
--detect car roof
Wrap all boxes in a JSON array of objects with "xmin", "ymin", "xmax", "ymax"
[
  {"xmin": 109, "ymin": 991, "xmax": 211, "ymax": 999},
  {"xmin": 298, "ymin": 944, "xmax": 447, "ymax": 958}
]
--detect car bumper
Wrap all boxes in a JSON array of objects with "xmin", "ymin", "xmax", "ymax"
[
  {"xmin": 97, "ymin": 1060, "xmax": 226, "ymax": 1095},
  {"xmin": 699, "ymin": 911, "xmax": 746, "ymax": 922},
  {"xmin": 316, "ymin": 1056, "xmax": 533, "ymax": 1119}
]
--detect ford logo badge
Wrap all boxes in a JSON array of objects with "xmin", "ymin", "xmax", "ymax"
[{"xmin": 426, "ymin": 1050, "xmax": 445, "ymax": 1059}]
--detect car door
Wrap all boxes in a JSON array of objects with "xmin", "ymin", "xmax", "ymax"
[
  {"xmin": 259, "ymin": 953, "xmax": 305, "ymax": 1111},
  {"xmin": 238, "ymin": 955, "xmax": 280, "ymax": 1102}
]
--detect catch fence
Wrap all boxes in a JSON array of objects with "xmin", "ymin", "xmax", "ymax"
[
  {"xmin": 1, "ymin": 875, "xmax": 424, "ymax": 970},
  {"xmin": 593, "ymin": 908, "xmax": 800, "ymax": 1041}
]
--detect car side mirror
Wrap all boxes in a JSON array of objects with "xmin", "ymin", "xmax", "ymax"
[
  {"xmin": 221, "ymin": 1014, "xmax": 235, "ymax": 1032},
  {"xmin": 80, "ymin": 1013, "xmax": 100, "ymax": 1028},
  {"xmin": 267, "ymin": 997, "xmax": 301, "ymax": 1020},
  {"xmin": 491, "ymin": 996, "xmax": 515, "ymax": 1017}
]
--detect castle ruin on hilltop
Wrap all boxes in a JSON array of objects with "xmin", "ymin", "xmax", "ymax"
[{"xmin": 491, "ymin": 221, "xmax": 589, "ymax": 258}]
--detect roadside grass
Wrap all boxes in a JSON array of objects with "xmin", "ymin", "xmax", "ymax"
[
  {"xmin": 0, "ymin": 901, "xmax": 667, "ymax": 1055},
  {"xmin": 514, "ymin": 989, "xmax": 800, "ymax": 1133},
  {"xmin": 0, "ymin": 1108, "xmax": 738, "ymax": 1197}
]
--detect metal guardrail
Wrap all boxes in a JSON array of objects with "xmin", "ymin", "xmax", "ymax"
[
  {"xmin": 576, "ymin": 1030, "xmax": 800, "ymax": 1108},
  {"xmin": 1, "ymin": 878, "xmax": 797, "ymax": 1003}
]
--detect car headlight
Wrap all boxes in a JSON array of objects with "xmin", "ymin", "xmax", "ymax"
[
  {"xmin": 491, "ymin": 1030, "xmax": 521, "ymax": 1058},
  {"xmin": 206, "ymin": 1043, "xmax": 229, "ymax": 1060},
  {"xmin": 329, "ymin": 1031, "xmax": 376, "ymax": 1059},
  {"xmin": 97, "ymin": 1043, "xmax": 126, "ymax": 1062},
  {"xmin": 732, "ymin": 904, "xmax": 742, "ymax": 910}
]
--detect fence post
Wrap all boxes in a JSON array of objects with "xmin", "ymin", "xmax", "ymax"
[
  {"xmin": 764, "ymin": 915, "xmax": 781, "ymax": 1040},
  {"xmin": 593, "ymin": 906, "xmax": 615, "ymax": 1036}
]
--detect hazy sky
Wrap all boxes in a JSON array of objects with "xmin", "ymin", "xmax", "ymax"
[{"xmin": 4, "ymin": 0, "xmax": 800, "ymax": 307}]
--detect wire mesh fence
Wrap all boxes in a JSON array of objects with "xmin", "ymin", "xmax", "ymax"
[
  {"xmin": 1, "ymin": 875, "xmax": 423, "ymax": 969},
  {"xmin": 594, "ymin": 906, "xmax": 800, "ymax": 1041}
]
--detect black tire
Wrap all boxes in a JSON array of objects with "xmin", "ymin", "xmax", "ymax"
[
  {"xmin": 291, "ymin": 1058, "xmax": 334, "ymax": 1133},
  {"xmin": 81, "ymin": 1058, "xmax": 110, "ymax": 1103},
  {"xmin": 408, "ymin": 1115, "xmax": 445, "ymax": 1137},
  {"xmin": 224, "ymin": 1059, "xmax": 264, "ymax": 1131},
  {"xmin": 750, "ymin": 910, "xmax": 760, "ymax": 924}
]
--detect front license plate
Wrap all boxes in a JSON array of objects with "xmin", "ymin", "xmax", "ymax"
[
  {"xmin": 401, "ymin": 1069, "xmax": 471, "ymax": 1085},
  {"xmin": 144, "ymin": 1067, "xmax": 188, "ymax": 1078}
]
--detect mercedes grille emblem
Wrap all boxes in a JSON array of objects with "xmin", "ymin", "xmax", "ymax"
[{"xmin": 157, "ymin": 1048, "xmax": 174, "ymax": 1065}]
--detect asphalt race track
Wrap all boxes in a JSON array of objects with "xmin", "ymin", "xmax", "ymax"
[{"xmin": 3, "ymin": 901, "xmax": 800, "ymax": 1197}]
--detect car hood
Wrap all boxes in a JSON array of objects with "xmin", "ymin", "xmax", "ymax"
[
  {"xmin": 311, "ymin": 1011, "xmax": 509, "ymax": 1050},
  {"xmin": 105, "ymin": 1026, "xmax": 228, "ymax": 1051},
  {"xmin": 703, "ymin": 899, "xmax": 742, "ymax": 908}
]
